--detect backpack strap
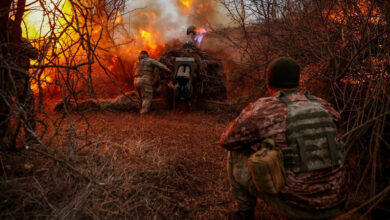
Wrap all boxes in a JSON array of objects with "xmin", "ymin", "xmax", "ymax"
[
  {"xmin": 304, "ymin": 91, "xmax": 318, "ymax": 102},
  {"xmin": 278, "ymin": 95, "xmax": 292, "ymax": 105},
  {"xmin": 296, "ymin": 138, "xmax": 308, "ymax": 172},
  {"xmin": 278, "ymin": 89, "xmax": 299, "ymax": 105},
  {"xmin": 279, "ymin": 90, "xmax": 318, "ymax": 104},
  {"xmin": 326, "ymin": 133, "xmax": 339, "ymax": 166}
]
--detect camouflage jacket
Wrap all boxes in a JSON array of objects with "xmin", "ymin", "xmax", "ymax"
[
  {"xmin": 220, "ymin": 90, "xmax": 346, "ymax": 210},
  {"xmin": 5, "ymin": 38, "xmax": 38, "ymax": 80},
  {"xmin": 183, "ymin": 37, "xmax": 195, "ymax": 46},
  {"xmin": 133, "ymin": 57, "xmax": 170, "ymax": 82},
  {"xmin": 18, "ymin": 38, "xmax": 39, "ymax": 69}
]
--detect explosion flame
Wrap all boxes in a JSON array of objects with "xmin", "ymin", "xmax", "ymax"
[
  {"xmin": 22, "ymin": 0, "xmax": 74, "ymax": 93},
  {"xmin": 20, "ymin": 0, "xmax": 217, "ymax": 98},
  {"xmin": 194, "ymin": 27, "xmax": 207, "ymax": 46},
  {"xmin": 180, "ymin": 0, "xmax": 192, "ymax": 8}
]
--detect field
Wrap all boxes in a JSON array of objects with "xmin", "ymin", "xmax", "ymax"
[
  {"xmin": 0, "ymin": 110, "xmax": 283, "ymax": 219},
  {"xmin": 1, "ymin": 0, "xmax": 389, "ymax": 219}
]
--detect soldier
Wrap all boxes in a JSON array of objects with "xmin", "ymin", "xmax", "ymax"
[
  {"xmin": 220, "ymin": 57, "xmax": 346, "ymax": 220},
  {"xmin": 183, "ymin": 25, "xmax": 196, "ymax": 46},
  {"xmin": 133, "ymin": 50, "xmax": 171, "ymax": 114},
  {"xmin": 15, "ymin": 38, "xmax": 38, "ymax": 143},
  {"xmin": 0, "ymin": 19, "xmax": 39, "ymax": 148}
]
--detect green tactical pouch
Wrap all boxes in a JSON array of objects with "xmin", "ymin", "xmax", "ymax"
[{"xmin": 248, "ymin": 139, "xmax": 285, "ymax": 195}]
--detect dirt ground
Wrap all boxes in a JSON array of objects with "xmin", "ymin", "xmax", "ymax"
[{"xmin": 0, "ymin": 110, "xmax": 284, "ymax": 219}]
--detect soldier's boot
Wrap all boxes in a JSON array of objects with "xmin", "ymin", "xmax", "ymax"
[
  {"xmin": 228, "ymin": 209, "xmax": 255, "ymax": 220},
  {"xmin": 140, "ymin": 108, "xmax": 149, "ymax": 115}
]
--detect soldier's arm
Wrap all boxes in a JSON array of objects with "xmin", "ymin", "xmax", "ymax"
[
  {"xmin": 220, "ymin": 103, "xmax": 259, "ymax": 151},
  {"xmin": 151, "ymin": 60, "xmax": 171, "ymax": 73},
  {"xmin": 133, "ymin": 61, "xmax": 139, "ymax": 76}
]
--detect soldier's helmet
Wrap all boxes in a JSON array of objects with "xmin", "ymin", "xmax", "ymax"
[
  {"xmin": 187, "ymin": 26, "xmax": 196, "ymax": 35},
  {"xmin": 266, "ymin": 57, "xmax": 300, "ymax": 88},
  {"xmin": 139, "ymin": 50, "xmax": 149, "ymax": 59}
]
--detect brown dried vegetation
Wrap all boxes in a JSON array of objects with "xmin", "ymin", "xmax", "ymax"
[
  {"xmin": 1, "ymin": 0, "xmax": 390, "ymax": 219},
  {"xmin": 1, "ymin": 111, "xmax": 283, "ymax": 219}
]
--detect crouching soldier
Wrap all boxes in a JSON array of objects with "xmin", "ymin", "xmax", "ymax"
[
  {"xmin": 133, "ymin": 51, "xmax": 171, "ymax": 114},
  {"xmin": 220, "ymin": 57, "xmax": 346, "ymax": 220}
]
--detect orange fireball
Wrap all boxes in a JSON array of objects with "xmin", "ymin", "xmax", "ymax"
[{"xmin": 180, "ymin": 0, "xmax": 193, "ymax": 8}]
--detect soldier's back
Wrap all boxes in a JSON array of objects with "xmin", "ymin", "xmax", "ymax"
[{"xmin": 251, "ymin": 92, "xmax": 346, "ymax": 210}]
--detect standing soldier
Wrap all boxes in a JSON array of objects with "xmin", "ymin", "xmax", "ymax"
[
  {"xmin": 0, "ymin": 18, "xmax": 39, "ymax": 148},
  {"xmin": 183, "ymin": 25, "xmax": 196, "ymax": 46},
  {"xmin": 220, "ymin": 57, "xmax": 346, "ymax": 219},
  {"xmin": 133, "ymin": 51, "xmax": 171, "ymax": 114},
  {"xmin": 15, "ymin": 37, "xmax": 39, "ymax": 143}
]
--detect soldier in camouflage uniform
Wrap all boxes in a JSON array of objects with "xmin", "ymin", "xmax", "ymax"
[
  {"xmin": 220, "ymin": 57, "xmax": 346, "ymax": 220},
  {"xmin": 0, "ymin": 19, "xmax": 39, "ymax": 148},
  {"xmin": 133, "ymin": 51, "xmax": 171, "ymax": 114},
  {"xmin": 183, "ymin": 25, "xmax": 196, "ymax": 46}
]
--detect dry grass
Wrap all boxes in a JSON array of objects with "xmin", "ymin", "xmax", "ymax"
[{"xmin": 0, "ymin": 111, "xmax": 282, "ymax": 219}]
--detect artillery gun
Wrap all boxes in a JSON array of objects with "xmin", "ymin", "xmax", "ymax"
[
  {"xmin": 154, "ymin": 33, "xmax": 228, "ymax": 110},
  {"xmin": 54, "ymin": 27, "xmax": 238, "ymax": 113}
]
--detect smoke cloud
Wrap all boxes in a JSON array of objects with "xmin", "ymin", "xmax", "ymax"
[{"xmin": 124, "ymin": 0, "xmax": 227, "ymax": 44}]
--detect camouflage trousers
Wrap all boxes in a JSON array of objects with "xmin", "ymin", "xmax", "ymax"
[
  {"xmin": 227, "ymin": 151, "xmax": 342, "ymax": 220},
  {"xmin": 0, "ymin": 77, "xmax": 36, "ymax": 146},
  {"xmin": 134, "ymin": 76, "xmax": 153, "ymax": 114}
]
